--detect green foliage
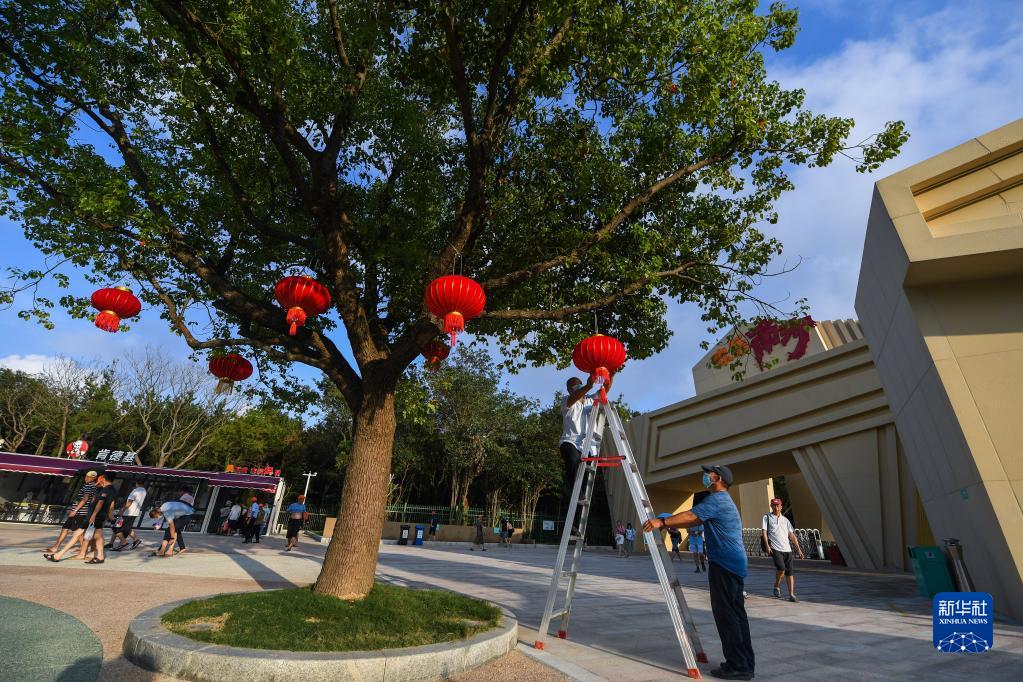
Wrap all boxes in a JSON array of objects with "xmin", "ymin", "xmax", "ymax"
[
  {"xmin": 161, "ymin": 584, "xmax": 501, "ymax": 651},
  {"xmin": 0, "ymin": 0, "xmax": 907, "ymax": 400}
]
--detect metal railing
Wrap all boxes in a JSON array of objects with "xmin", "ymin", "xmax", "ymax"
[{"xmin": 742, "ymin": 527, "xmax": 826, "ymax": 560}]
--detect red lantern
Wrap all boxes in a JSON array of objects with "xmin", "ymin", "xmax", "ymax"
[
  {"xmin": 572, "ymin": 334, "xmax": 627, "ymax": 402},
  {"xmin": 274, "ymin": 469, "xmax": 281, "ymax": 477},
  {"xmin": 208, "ymin": 353, "xmax": 253, "ymax": 395},
  {"xmin": 274, "ymin": 276, "xmax": 331, "ymax": 336},
  {"xmin": 424, "ymin": 275, "xmax": 485, "ymax": 347},
  {"xmin": 420, "ymin": 339, "xmax": 451, "ymax": 370},
  {"xmin": 90, "ymin": 286, "xmax": 142, "ymax": 332},
  {"xmin": 239, "ymin": 466, "xmax": 249, "ymax": 474}
]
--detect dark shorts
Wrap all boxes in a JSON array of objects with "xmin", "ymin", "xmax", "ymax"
[
  {"xmin": 772, "ymin": 550, "xmax": 794, "ymax": 576},
  {"xmin": 286, "ymin": 519, "xmax": 303, "ymax": 539},
  {"xmin": 92, "ymin": 516, "xmax": 108, "ymax": 530},
  {"xmin": 115, "ymin": 516, "xmax": 137, "ymax": 535},
  {"xmin": 62, "ymin": 515, "xmax": 83, "ymax": 530},
  {"xmin": 229, "ymin": 518, "xmax": 240, "ymax": 530}
]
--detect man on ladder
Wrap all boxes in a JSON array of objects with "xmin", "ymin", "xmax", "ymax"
[
  {"xmin": 646, "ymin": 465, "xmax": 755, "ymax": 680},
  {"xmin": 559, "ymin": 374, "xmax": 608, "ymax": 498},
  {"xmin": 540, "ymin": 373, "xmax": 707, "ymax": 680}
]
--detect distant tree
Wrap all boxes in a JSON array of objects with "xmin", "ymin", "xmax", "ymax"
[
  {"xmin": 0, "ymin": 1, "xmax": 906, "ymax": 598},
  {"xmin": 201, "ymin": 405, "xmax": 303, "ymax": 472},
  {"xmin": 115, "ymin": 348, "xmax": 240, "ymax": 467},
  {"xmin": 0, "ymin": 367, "xmax": 48, "ymax": 451}
]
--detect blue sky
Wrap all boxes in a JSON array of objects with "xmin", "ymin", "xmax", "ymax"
[{"xmin": 3, "ymin": 0, "xmax": 1022, "ymax": 414}]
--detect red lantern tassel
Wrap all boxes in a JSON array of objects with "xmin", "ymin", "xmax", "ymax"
[
  {"xmin": 215, "ymin": 378, "xmax": 234, "ymax": 395},
  {"xmin": 94, "ymin": 311, "xmax": 121, "ymax": 333},
  {"xmin": 444, "ymin": 311, "xmax": 465, "ymax": 347},
  {"xmin": 593, "ymin": 367, "xmax": 610, "ymax": 386},
  {"xmin": 286, "ymin": 306, "xmax": 307, "ymax": 336}
]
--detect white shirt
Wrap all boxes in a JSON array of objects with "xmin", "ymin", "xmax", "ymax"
[
  {"xmin": 159, "ymin": 500, "xmax": 193, "ymax": 523},
  {"xmin": 762, "ymin": 513, "xmax": 794, "ymax": 552},
  {"xmin": 561, "ymin": 394, "xmax": 602, "ymax": 453},
  {"xmin": 124, "ymin": 487, "xmax": 147, "ymax": 516},
  {"xmin": 228, "ymin": 504, "xmax": 242, "ymax": 521},
  {"xmin": 625, "ymin": 528, "xmax": 636, "ymax": 541}
]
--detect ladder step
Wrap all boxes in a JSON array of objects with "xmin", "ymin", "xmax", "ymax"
[{"xmin": 560, "ymin": 571, "xmax": 577, "ymax": 579}]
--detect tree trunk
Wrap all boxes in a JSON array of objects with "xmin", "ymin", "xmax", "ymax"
[
  {"xmin": 314, "ymin": 388, "xmax": 396, "ymax": 600},
  {"xmin": 35, "ymin": 433, "xmax": 47, "ymax": 455}
]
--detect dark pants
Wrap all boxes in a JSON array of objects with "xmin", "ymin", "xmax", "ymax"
[
  {"xmin": 708, "ymin": 562, "xmax": 755, "ymax": 674},
  {"xmin": 560, "ymin": 441, "xmax": 582, "ymax": 492},
  {"xmin": 175, "ymin": 515, "xmax": 190, "ymax": 549},
  {"xmin": 244, "ymin": 518, "xmax": 261, "ymax": 542}
]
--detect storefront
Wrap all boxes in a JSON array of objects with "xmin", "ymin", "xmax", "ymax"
[{"xmin": 0, "ymin": 452, "xmax": 283, "ymax": 534}]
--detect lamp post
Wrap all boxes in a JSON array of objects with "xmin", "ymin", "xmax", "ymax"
[{"xmin": 302, "ymin": 471, "xmax": 318, "ymax": 501}]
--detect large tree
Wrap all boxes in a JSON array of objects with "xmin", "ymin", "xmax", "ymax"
[{"xmin": 0, "ymin": 0, "xmax": 905, "ymax": 598}]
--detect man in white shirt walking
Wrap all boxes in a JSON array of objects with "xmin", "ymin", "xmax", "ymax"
[
  {"xmin": 111, "ymin": 482, "xmax": 147, "ymax": 550},
  {"xmin": 762, "ymin": 498, "xmax": 804, "ymax": 602},
  {"xmin": 227, "ymin": 501, "xmax": 243, "ymax": 535}
]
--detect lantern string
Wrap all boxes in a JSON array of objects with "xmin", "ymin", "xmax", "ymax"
[{"xmin": 593, "ymin": 311, "xmax": 599, "ymax": 335}]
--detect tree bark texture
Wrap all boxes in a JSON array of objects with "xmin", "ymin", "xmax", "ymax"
[{"xmin": 314, "ymin": 389, "xmax": 396, "ymax": 600}]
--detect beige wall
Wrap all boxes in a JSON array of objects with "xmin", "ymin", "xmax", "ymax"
[
  {"xmin": 605, "ymin": 340, "xmax": 924, "ymax": 564},
  {"xmin": 856, "ymin": 118, "xmax": 1023, "ymax": 618}
]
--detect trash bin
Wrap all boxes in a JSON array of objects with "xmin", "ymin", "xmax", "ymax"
[
  {"xmin": 908, "ymin": 546, "xmax": 955, "ymax": 597},
  {"xmin": 398, "ymin": 524, "xmax": 410, "ymax": 546},
  {"xmin": 413, "ymin": 525, "xmax": 425, "ymax": 546}
]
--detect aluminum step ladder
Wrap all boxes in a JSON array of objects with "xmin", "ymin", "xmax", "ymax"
[{"xmin": 534, "ymin": 397, "xmax": 707, "ymax": 679}]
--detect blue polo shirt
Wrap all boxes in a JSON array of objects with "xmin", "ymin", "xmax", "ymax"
[{"xmin": 691, "ymin": 491, "xmax": 747, "ymax": 578}]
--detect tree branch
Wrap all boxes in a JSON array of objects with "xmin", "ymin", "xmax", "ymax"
[
  {"xmin": 482, "ymin": 262, "xmax": 696, "ymax": 320},
  {"xmin": 481, "ymin": 134, "xmax": 743, "ymax": 291}
]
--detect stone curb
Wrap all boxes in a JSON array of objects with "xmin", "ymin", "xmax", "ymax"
[{"xmin": 123, "ymin": 593, "xmax": 518, "ymax": 681}]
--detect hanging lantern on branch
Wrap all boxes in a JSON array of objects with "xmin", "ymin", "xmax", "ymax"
[
  {"xmin": 90, "ymin": 286, "xmax": 142, "ymax": 332},
  {"xmin": 572, "ymin": 334, "xmax": 627, "ymax": 403},
  {"xmin": 420, "ymin": 339, "xmax": 451, "ymax": 370},
  {"xmin": 274, "ymin": 275, "xmax": 331, "ymax": 336},
  {"xmin": 208, "ymin": 353, "xmax": 253, "ymax": 395},
  {"xmin": 424, "ymin": 275, "xmax": 486, "ymax": 347}
]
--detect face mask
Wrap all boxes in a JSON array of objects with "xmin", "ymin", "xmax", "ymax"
[{"xmin": 702, "ymin": 473, "xmax": 713, "ymax": 488}]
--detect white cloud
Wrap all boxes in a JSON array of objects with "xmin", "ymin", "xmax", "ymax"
[{"xmin": 0, "ymin": 353, "xmax": 59, "ymax": 375}]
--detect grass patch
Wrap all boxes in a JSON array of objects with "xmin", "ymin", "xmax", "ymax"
[{"xmin": 161, "ymin": 584, "xmax": 502, "ymax": 651}]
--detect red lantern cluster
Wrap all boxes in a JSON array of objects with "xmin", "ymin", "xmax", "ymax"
[
  {"xmin": 572, "ymin": 334, "xmax": 627, "ymax": 403},
  {"xmin": 274, "ymin": 276, "xmax": 331, "ymax": 336},
  {"xmin": 421, "ymin": 339, "xmax": 451, "ymax": 371},
  {"xmin": 91, "ymin": 287, "xmax": 141, "ymax": 332},
  {"xmin": 208, "ymin": 353, "xmax": 253, "ymax": 395},
  {"xmin": 424, "ymin": 275, "xmax": 485, "ymax": 347}
]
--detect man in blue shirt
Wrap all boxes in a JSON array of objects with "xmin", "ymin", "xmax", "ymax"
[
  {"xmin": 645, "ymin": 464, "xmax": 754, "ymax": 680},
  {"xmin": 285, "ymin": 495, "xmax": 308, "ymax": 551}
]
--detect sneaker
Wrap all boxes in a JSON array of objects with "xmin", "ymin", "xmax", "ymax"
[
  {"xmin": 694, "ymin": 566, "xmax": 701, "ymax": 573},
  {"xmin": 710, "ymin": 667, "xmax": 753, "ymax": 680},
  {"xmin": 788, "ymin": 595, "xmax": 799, "ymax": 603},
  {"xmin": 773, "ymin": 587, "xmax": 781, "ymax": 598}
]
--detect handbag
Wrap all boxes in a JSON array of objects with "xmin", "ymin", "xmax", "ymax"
[{"xmin": 83, "ymin": 523, "xmax": 96, "ymax": 541}]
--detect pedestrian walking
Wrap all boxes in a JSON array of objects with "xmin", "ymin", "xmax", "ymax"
[
  {"xmin": 498, "ymin": 515, "xmax": 510, "ymax": 546},
  {"xmin": 646, "ymin": 464, "xmax": 754, "ymax": 680},
  {"xmin": 228, "ymin": 500, "xmax": 242, "ymax": 535},
  {"xmin": 615, "ymin": 521, "xmax": 626, "ymax": 557},
  {"xmin": 668, "ymin": 526, "xmax": 683, "ymax": 562},
  {"xmin": 763, "ymin": 498, "xmax": 804, "ymax": 602},
  {"xmin": 148, "ymin": 500, "xmax": 194, "ymax": 557},
  {"xmin": 242, "ymin": 497, "xmax": 260, "ymax": 543},
  {"xmin": 624, "ymin": 522, "xmax": 636, "ymax": 557},
  {"xmin": 470, "ymin": 516, "xmax": 487, "ymax": 551},
  {"xmin": 261, "ymin": 501, "xmax": 273, "ymax": 535},
  {"xmin": 44, "ymin": 471, "xmax": 97, "ymax": 554},
  {"xmin": 110, "ymin": 481, "xmax": 147, "ymax": 550},
  {"xmin": 285, "ymin": 495, "xmax": 308, "ymax": 551},
  {"xmin": 429, "ymin": 510, "xmax": 440, "ymax": 540},
  {"xmin": 48, "ymin": 471, "xmax": 116, "ymax": 564},
  {"xmin": 173, "ymin": 488, "xmax": 195, "ymax": 554},
  {"xmin": 688, "ymin": 524, "xmax": 707, "ymax": 572}
]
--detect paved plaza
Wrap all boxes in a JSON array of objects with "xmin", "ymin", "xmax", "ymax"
[{"xmin": 0, "ymin": 522, "xmax": 1020, "ymax": 681}]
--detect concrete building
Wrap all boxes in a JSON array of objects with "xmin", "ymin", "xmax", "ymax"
[{"xmin": 606, "ymin": 118, "xmax": 1023, "ymax": 619}]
